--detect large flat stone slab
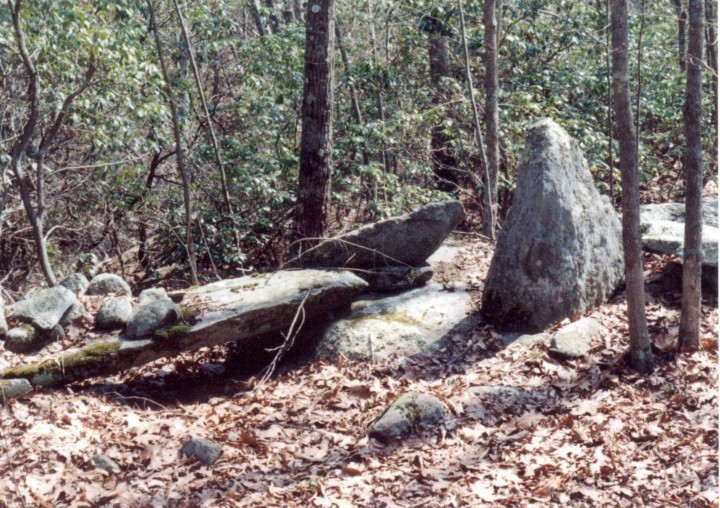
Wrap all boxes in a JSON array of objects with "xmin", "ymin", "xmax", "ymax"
[
  {"xmin": 1, "ymin": 270, "xmax": 368, "ymax": 388},
  {"xmin": 290, "ymin": 201, "xmax": 464, "ymax": 269},
  {"xmin": 317, "ymin": 283, "xmax": 476, "ymax": 361}
]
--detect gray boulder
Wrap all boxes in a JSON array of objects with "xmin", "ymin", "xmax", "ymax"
[
  {"xmin": 11, "ymin": 286, "xmax": 78, "ymax": 332},
  {"xmin": 60, "ymin": 301, "xmax": 86, "ymax": 328},
  {"xmin": 96, "ymin": 297, "xmax": 133, "ymax": 330},
  {"xmin": 290, "ymin": 201, "xmax": 464, "ymax": 269},
  {"xmin": 59, "ymin": 273, "xmax": 90, "ymax": 296},
  {"xmin": 482, "ymin": 119, "xmax": 623, "ymax": 333},
  {"xmin": 317, "ymin": 283, "xmax": 476, "ymax": 361},
  {"xmin": 4, "ymin": 325, "xmax": 37, "ymax": 353},
  {"xmin": 0, "ymin": 291, "xmax": 7, "ymax": 337},
  {"xmin": 86, "ymin": 273, "xmax": 131, "ymax": 296},
  {"xmin": 0, "ymin": 378, "xmax": 33, "ymax": 402},
  {"xmin": 93, "ymin": 454, "xmax": 121, "ymax": 473},
  {"xmin": 639, "ymin": 200, "xmax": 718, "ymax": 295},
  {"xmin": 179, "ymin": 438, "xmax": 223, "ymax": 466},
  {"xmin": 370, "ymin": 393, "xmax": 445, "ymax": 443},
  {"xmin": 126, "ymin": 300, "xmax": 181, "ymax": 339},
  {"xmin": 358, "ymin": 264, "xmax": 433, "ymax": 292},
  {"xmin": 138, "ymin": 288, "xmax": 169, "ymax": 305},
  {"xmin": 548, "ymin": 317, "xmax": 606, "ymax": 359}
]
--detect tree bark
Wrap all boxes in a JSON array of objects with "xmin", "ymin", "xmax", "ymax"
[
  {"xmin": 335, "ymin": 20, "xmax": 368, "ymax": 165},
  {"xmin": 611, "ymin": 0, "xmax": 654, "ymax": 374},
  {"xmin": 483, "ymin": 0, "xmax": 499, "ymax": 238},
  {"xmin": 672, "ymin": 0, "xmax": 688, "ymax": 71},
  {"xmin": 705, "ymin": 0, "xmax": 717, "ymax": 175},
  {"xmin": 249, "ymin": 0, "xmax": 267, "ymax": 36},
  {"xmin": 457, "ymin": 0, "xmax": 493, "ymax": 242},
  {"xmin": 295, "ymin": 0, "xmax": 335, "ymax": 248},
  {"xmin": 429, "ymin": 33, "xmax": 457, "ymax": 192},
  {"xmin": 679, "ymin": 0, "xmax": 704, "ymax": 352},
  {"xmin": 148, "ymin": 0, "xmax": 199, "ymax": 285}
]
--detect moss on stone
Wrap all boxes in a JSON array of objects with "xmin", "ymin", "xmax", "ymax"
[
  {"xmin": 230, "ymin": 282, "xmax": 260, "ymax": 292},
  {"xmin": 154, "ymin": 324, "xmax": 193, "ymax": 340},
  {"xmin": 0, "ymin": 341, "xmax": 122, "ymax": 381}
]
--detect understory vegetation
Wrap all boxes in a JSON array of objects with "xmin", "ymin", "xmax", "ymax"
[{"xmin": 0, "ymin": 0, "xmax": 716, "ymax": 291}]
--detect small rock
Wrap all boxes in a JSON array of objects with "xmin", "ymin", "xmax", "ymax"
[
  {"xmin": 126, "ymin": 300, "xmax": 181, "ymax": 339},
  {"xmin": 179, "ymin": 438, "xmax": 223, "ymax": 466},
  {"xmin": 0, "ymin": 291, "xmax": 7, "ymax": 337},
  {"xmin": 86, "ymin": 274, "xmax": 132, "ymax": 296},
  {"xmin": 60, "ymin": 301, "xmax": 86, "ymax": 327},
  {"xmin": 59, "ymin": 273, "xmax": 90, "ymax": 296},
  {"xmin": 138, "ymin": 288, "xmax": 169, "ymax": 305},
  {"xmin": 200, "ymin": 363, "xmax": 226, "ymax": 377},
  {"xmin": 11, "ymin": 286, "xmax": 78, "ymax": 331},
  {"xmin": 358, "ymin": 264, "xmax": 433, "ymax": 292},
  {"xmin": 370, "ymin": 392, "xmax": 445, "ymax": 443},
  {"xmin": 4, "ymin": 325, "xmax": 38, "ymax": 353},
  {"xmin": 502, "ymin": 332, "xmax": 551, "ymax": 348},
  {"xmin": 0, "ymin": 378, "xmax": 32, "ymax": 402},
  {"xmin": 92, "ymin": 454, "xmax": 121, "ymax": 473},
  {"xmin": 4, "ymin": 324, "xmax": 63, "ymax": 354},
  {"xmin": 548, "ymin": 317, "xmax": 606, "ymax": 358},
  {"xmin": 96, "ymin": 297, "xmax": 133, "ymax": 330}
]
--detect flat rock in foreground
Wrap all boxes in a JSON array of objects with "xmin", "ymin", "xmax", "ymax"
[
  {"xmin": 317, "ymin": 283, "xmax": 476, "ymax": 361},
  {"xmin": 482, "ymin": 119, "xmax": 623, "ymax": 333},
  {"xmin": 0, "ymin": 270, "xmax": 367, "ymax": 387},
  {"xmin": 290, "ymin": 201, "xmax": 464, "ymax": 269}
]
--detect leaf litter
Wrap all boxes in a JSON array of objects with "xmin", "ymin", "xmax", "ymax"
[{"xmin": 0, "ymin": 240, "xmax": 716, "ymax": 507}]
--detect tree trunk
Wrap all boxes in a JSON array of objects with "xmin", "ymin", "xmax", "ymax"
[
  {"xmin": 611, "ymin": 0, "xmax": 654, "ymax": 374},
  {"xmin": 672, "ymin": 0, "xmax": 688, "ymax": 70},
  {"xmin": 705, "ymin": 0, "xmax": 717, "ymax": 175},
  {"xmin": 429, "ymin": 33, "xmax": 457, "ymax": 192},
  {"xmin": 148, "ymin": 0, "xmax": 199, "ymax": 285},
  {"xmin": 335, "ymin": 21, "xmax": 368, "ymax": 165},
  {"xmin": 295, "ymin": 0, "xmax": 335, "ymax": 248},
  {"xmin": 249, "ymin": 0, "xmax": 267, "ymax": 36},
  {"xmin": 679, "ymin": 0, "xmax": 705, "ymax": 352},
  {"xmin": 483, "ymin": 0, "xmax": 499, "ymax": 238},
  {"xmin": 457, "ymin": 0, "xmax": 493, "ymax": 242}
]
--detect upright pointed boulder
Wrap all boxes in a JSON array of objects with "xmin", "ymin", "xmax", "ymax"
[{"xmin": 482, "ymin": 119, "xmax": 623, "ymax": 332}]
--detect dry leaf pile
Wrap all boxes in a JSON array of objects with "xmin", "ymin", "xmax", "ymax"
[{"xmin": 0, "ymin": 240, "xmax": 717, "ymax": 507}]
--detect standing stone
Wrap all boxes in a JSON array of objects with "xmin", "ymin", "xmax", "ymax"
[
  {"xmin": 482, "ymin": 119, "xmax": 623, "ymax": 332},
  {"xmin": 86, "ymin": 274, "xmax": 132, "ymax": 296}
]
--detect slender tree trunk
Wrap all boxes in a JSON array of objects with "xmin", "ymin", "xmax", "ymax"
[
  {"xmin": 705, "ymin": 0, "xmax": 717, "ymax": 175},
  {"xmin": 611, "ymin": 0, "xmax": 654, "ymax": 374},
  {"xmin": 679, "ymin": 0, "xmax": 705, "ymax": 352},
  {"xmin": 457, "ymin": 0, "xmax": 493, "ymax": 242},
  {"xmin": 293, "ymin": 0, "xmax": 303, "ymax": 21},
  {"xmin": 265, "ymin": 0, "xmax": 280, "ymax": 33},
  {"xmin": 606, "ymin": 0, "xmax": 615, "ymax": 201},
  {"xmin": 335, "ymin": 21, "xmax": 368, "ymax": 165},
  {"xmin": 673, "ymin": 0, "xmax": 689, "ymax": 70},
  {"xmin": 249, "ymin": 0, "xmax": 267, "ymax": 36},
  {"xmin": 8, "ymin": 0, "xmax": 55, "ymax": 286},
  {"xmin": 483, "ymin": 0, "xmax": 499, "ymax": 238},
  {"xmin": 295, "ymin": 0, "xmax": 335, "ymax": 248},
  {"xmin": 429, "ymin": 33, "xmax": 457, "ymax": 192},
  {"xmin": 147, "ymin": 0, "xmax": 199, "ymax": 285}
]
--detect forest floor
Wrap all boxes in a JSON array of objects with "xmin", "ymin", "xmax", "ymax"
[{"xmin": 0, "ymin": 238, "xmax": 717, "ymax": 507}]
